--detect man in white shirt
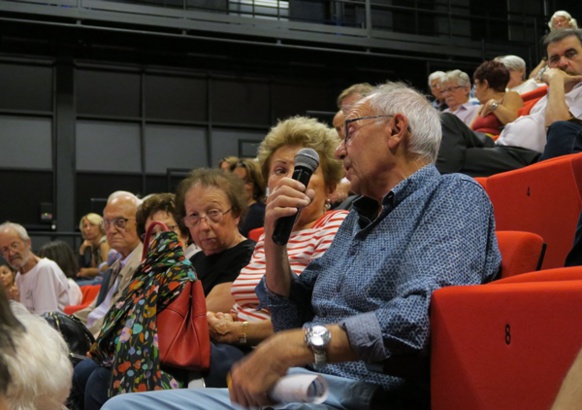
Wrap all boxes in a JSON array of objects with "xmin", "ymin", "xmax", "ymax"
[
  {"xmin": 75, "ymin": 191, "xmax": 143, "ymax": 337},
  {"xmin": 437, "ymin": 28, "xmax": 582, "ymax": 177},
  {"xmin": 0, "ymin": 222, "xmax": 69, "ymax": 314}
]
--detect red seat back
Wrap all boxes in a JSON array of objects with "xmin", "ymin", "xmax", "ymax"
[
  {"xmin": 64, "ymin": 284, "xmax": 101, "ymax": 315},
  {"xmin": 486, "ymin": 153, "xmax": 582, "ymax": 269},
  {"xmin": 431, "ymin": 267, "xmax": 582, "ymax": 410}
]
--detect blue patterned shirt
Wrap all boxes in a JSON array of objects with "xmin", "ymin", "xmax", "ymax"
[{"xmin": 257, "ymin": 164, "xmax": 500, "ymax": 393}]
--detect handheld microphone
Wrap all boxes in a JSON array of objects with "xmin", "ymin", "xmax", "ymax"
[{"xmin": 272, "ymin": 148, "xmax": 320, "ymax": 246}]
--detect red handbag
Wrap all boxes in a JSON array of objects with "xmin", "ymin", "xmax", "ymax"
[{"xmin": 142, "ymin": 221, "xmax": 211, "ymax": 371}]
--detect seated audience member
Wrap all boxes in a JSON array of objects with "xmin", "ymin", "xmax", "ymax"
[
  {"xmin": 230, "ymin": 158, "xmax": 267, "ymax": 237},
  {"xmin": 176, "ymin": 168, "xmax": 255, "ymax": 313},
  {"xmin": 204, "ymin": 116, "xmax": 348, "ymax": 387},
  {"xmin": 134, "ymin": 192, "xmax": 190, "ymax": 249},
  {"xmin": 495, "ymin": 54, "xmax": 544, "ymax": 94},
  {"xmin": 437, "ymin": 28, "xmax": 582, "ymax": 177},
  {"xmin": 38, "ymin": 240, "xmax": 84, "ymax": 306},
  {"xmin": 0, "ymin": 286, "xmax": 72, "ymax": 410},
  {"xmin": 336, "ymin": 82, "xmax": 375, "ymax": 114},
  {"xmin": 428, "ymin": 70, "xmax": 448, "ymax": 111},
  {"xmin": 77, "ymin": 213, "xmax": 110, "ymax": 280},
  {"xmin": 70, "ymin": 193, "xmax": 199, "ymax": 410},
  {"xmin": 0, "ymin": 222, "xmax": 70, "ymax": 314},
  {"xmin": 442, "ymin": 69, "xmax": 481, "ymax": 126},
  {"xmin": 438, "ymin": 60, "xmax": 524, "ymax": 173},
  {"xmin": 102, "ymin": 82, "xmax": 500, "ymax": 410},
  {"xmin": 74, "ymin": 191, "xmax": 143, "ymax": 337},
  {"xmin": 218, "ymin": 156, "xmax": 239, "ymax": 172},
  {"xmin": 530, "ymin": 10, "xmax": 578, "ymax": 80},
  {"xmin": 0, "ymin": 259, "xmax": 17, "ymax": 302}
]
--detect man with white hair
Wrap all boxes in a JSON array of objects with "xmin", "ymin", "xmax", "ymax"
[
  {"xmin": 0, "ymin": 222, "xmax": 70, "ymax": 314},
  {"xmin": 75, "ymin": 191, "xmax": 143, "ymax": 336},
  {"xmin": 442, "ymin": 69, "xmax": 480, "ymax": 126}
]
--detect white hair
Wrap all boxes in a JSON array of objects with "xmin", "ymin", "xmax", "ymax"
[
  {"xmin": 549, "ymin": 10, "xmax": 578, "ymax": 30},
  {"xmin": 445, "ymin": 69, "xmax": 471, "ymax": 88},
  {"xmin": 428, "ymin": 71, "xmax": 446, "ymax": 86},
  {"xmin": 3, "ymin": 302, "xmax": 72, "ymax": 410},
  {"xmin": 494, "ymin": 55, "xmax": 526, "ymax": 72},
  {"xmin": 106, "ymin": 190, "xmax": 142, "ymax": 207},
  {"xmin": 363, "ymin": 82, "xmax": 442, "ymax": 163},
  {"xmin": 0, "ymin": 222, "xmax": 29, "ymax": 242}
]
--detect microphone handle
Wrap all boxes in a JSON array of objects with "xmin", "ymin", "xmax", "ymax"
[{"xmin": 272, "ymin": 166, "xmax": 313, "ymax": 246}]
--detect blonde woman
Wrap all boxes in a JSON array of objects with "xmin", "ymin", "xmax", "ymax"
[{"xmin": 77, "ymin": 213, "xmax": 110, "ymax": 279}]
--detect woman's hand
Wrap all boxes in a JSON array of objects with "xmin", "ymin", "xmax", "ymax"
[
  {"xmin": 207, "ymin": 311, "xmax": 240, "ymax": 344},
  {"xmin": 79, "ymin": 239, "xmax": 92, "ymax": 255}
]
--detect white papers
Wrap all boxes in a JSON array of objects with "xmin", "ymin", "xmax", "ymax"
[{"xmin": 268, "ymin": 374, "xmax": 328, "ymax": 404}]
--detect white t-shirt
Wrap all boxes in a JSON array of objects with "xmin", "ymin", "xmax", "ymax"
[
  {"xmin": 15, "ymin": 258, "xmax": 70, "ymax": 315},
  {"xmin": 67, "ymin": 278, "xmax": 83, "ymax": 305},
  {"xmin": 497, "ymin": 82, "xmax": 582, "ymax": 153}
]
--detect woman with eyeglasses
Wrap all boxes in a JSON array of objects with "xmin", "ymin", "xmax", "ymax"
[
  {"xmin": 77, "ymin": 213, "xmax": 110, "ymax": 281},
  {"xmin": 230, "ymin": 158, "xmax": 266, "ymax": 237},
  {"xmin": 176, "ymin": 168, "xmax": 255, "ymax": 314}
]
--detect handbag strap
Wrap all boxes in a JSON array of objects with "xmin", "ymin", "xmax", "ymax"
[{"xmin": 141, "ymin": 220, "xmax": 170, "ymax": 260}]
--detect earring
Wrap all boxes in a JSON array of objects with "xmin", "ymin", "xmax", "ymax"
[{"xmin": 325, "ymin": 198, "xmax": 332, "ymax": 211}]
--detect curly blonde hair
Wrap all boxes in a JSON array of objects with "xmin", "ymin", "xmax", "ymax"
[{"xmin": 257, "ymin": 116, "xmax": 344, "ymax": 192}]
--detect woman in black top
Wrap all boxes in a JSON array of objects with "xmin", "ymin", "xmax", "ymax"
[{"xmin": 176, "ymin": 168, "xmax": 255, "ymax": 313}]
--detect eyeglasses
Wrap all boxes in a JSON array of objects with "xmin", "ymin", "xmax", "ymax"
[
  {"xmin": 441, "ymin": 85, "xmax": 465, "ymax": 94},
  {"xmin": 140, "ymin": 224, "xmax": 179, "ymax": 242},
  {"xmin": 343, "ymin": 115, "xmax": 393, "ymax": 146},
  {"xmin": 182, "ymin": 208, "xmax": 232, "ymax": 228},
  {"xmin": 0, "ymin": 241, "xmax": 22, "ymax": 256},
  {"xmin": 100, "ymin": 217, "xmax": 135, "ymax": 231}
]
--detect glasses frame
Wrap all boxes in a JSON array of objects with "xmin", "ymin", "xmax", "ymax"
[
  {"xmin": 100, "ymin": 217, "xmax": 135, "ymax": 231},
  {"xmin": 343, "ymin": 115, "xmax": 393, "ymax": 146},
  {"xmin": 441, "ymin": 85, "xmax": 465, "ymax": 94},
  {"xmin": 182, "ymin": 207, "xmax": 233, "ymax": 228}
]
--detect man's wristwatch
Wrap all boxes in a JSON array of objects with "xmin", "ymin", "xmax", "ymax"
[{"xmin": 304, "ymin": 325, "xmax": 331, "ymax": 369}]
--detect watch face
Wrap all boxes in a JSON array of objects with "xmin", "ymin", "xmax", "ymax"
[{"xmin": 308, "ymin": 325, "xmax": 331, "ymax": 349}]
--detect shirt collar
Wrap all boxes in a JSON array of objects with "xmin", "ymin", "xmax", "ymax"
[{"xmin": 353, "ymin": 164, "xmax": 440, "ymax": 222}]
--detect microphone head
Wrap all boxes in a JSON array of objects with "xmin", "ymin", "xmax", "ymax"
[{"xmin": 294, "ymin": 148, "xmax": 320, "ymax": 172}]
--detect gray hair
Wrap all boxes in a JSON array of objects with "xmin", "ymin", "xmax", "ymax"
[
  {"xmin": 549, "ymin": 10, "xmax": 578, "ymax": 30},
  {"xmin": 0, "ymin": 222, "xmax": 29, "ymax": 242},
  {"xmin": 543, "ymin": 28, "xmax": 582, "ymax": 53},
  {"xmin": 445, "ymin": 69, "xmax": 471, "ymax": 88},
  {"xmin": 363, "ymin": 82, "xmax": 442, "ymax": 164},
  {"xmin": 428, "ymin": 71, "xmax": 446, "ymax": 86},
  {"xmin": 494, "ymin": 55, "xmax": 526, "ymax": 73}
]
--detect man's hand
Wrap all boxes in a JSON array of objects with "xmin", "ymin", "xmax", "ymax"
[{"xmin": 228, "ymin": 333, "xmax": 295, "ymax": 409}]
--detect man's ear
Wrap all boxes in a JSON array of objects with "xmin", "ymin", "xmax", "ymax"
[{"xmin": 387, "ymin": 114, "xmax": 409, "ymax": 149}]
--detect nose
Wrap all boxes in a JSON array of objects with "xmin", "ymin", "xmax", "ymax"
[{"xmin": 334, "ymin": 141, "xmax": 346, "ymax": 160}]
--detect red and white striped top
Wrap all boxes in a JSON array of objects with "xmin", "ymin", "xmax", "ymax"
[{"xmin": 231, "ymin": 210, "xmax": 348, "ymax": 322}]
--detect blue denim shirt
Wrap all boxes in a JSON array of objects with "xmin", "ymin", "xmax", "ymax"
[{"xmin": 257, "ymin": 164, "xmax": 501, "ymax": 391}]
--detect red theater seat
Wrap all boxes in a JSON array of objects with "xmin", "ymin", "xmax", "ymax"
[
  {"xmin": 484, "ymin": 153, "xmax": 582, "ymax": 269},
  {"xmin": 496, "ymin": 230, "xmax": 545, "ymax": 278},
  {"xmin": 64, "ymin": 284, "xmax": 101, "ymax": 315},
  {"xmin": 431, "ymin": 267, "xmax": 582, "ymax": 410}
]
